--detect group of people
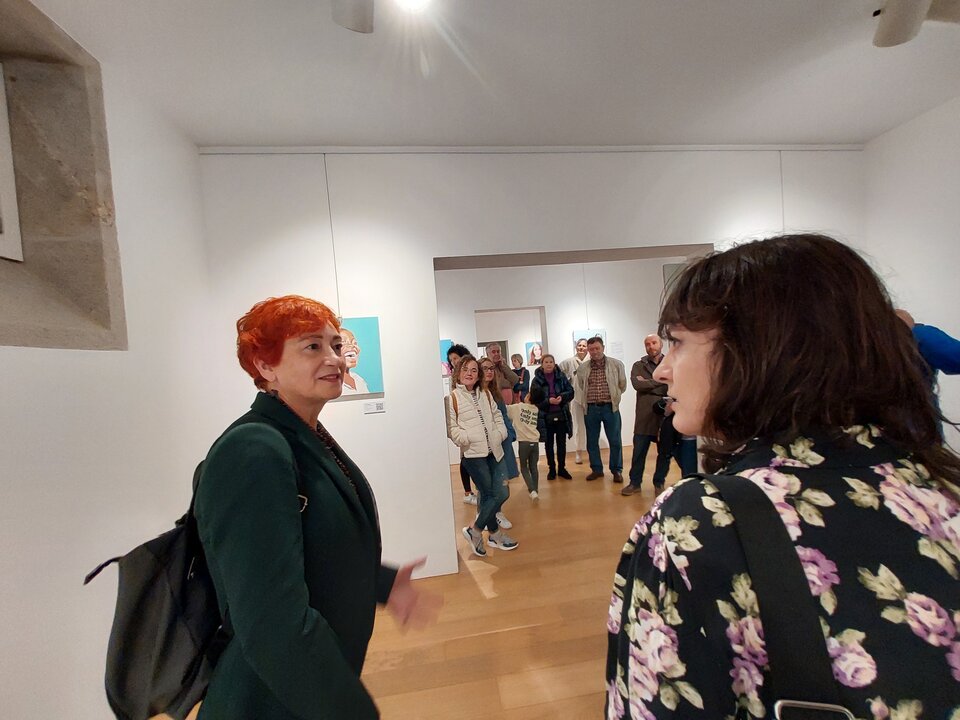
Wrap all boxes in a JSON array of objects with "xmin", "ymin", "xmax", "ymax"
[
  {"xmin": 445, "ymin": 328, "xmax": 702, "ymax": 551},
  {"xmin": 187, "ymin": 232, "xmax": 958, "ymax": 719},
  {"xmin": 443, "ymin": 341, "xmax": 580, "ymax": 555}
]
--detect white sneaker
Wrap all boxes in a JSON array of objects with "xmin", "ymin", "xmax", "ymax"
[
  {"xmin": 529, "ymin": 491, "xmax": 539, "ymax": 500},
  {"xmin": 488, "ymin": 530, "xmax": 518, "ymax": 550},
  {"xmin": 496, "ymin": 511, "xmax": 513, "ymax": 529},
  {"xmin": 462, "ymin": 493, "xmax": 477, "ymax": 505},
  {"xmin": 575, "ymin": 451, "xmax": 583, "ymax": 464}
]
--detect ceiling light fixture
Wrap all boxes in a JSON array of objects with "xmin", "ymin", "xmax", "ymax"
[
  {"xmin": 873, "ymin": 0, "xmax": 960, "ymax": 47},
  {"xmin": 395, "ymin": 0, "xmax": 431, "ymax": 13}
]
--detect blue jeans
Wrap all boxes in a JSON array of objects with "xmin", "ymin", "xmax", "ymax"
[
  {"xmin": 585, "ymin": 403, "xmax": 623, "ymax": 473},
  {"xmin": 463, "ymin": 454, "xmax": 509, "ymax": 533}
]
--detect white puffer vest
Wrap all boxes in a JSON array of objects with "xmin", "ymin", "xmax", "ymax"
[{"xmin": 446, "ymin": 385, "xmax": 507, "ymax": 460}]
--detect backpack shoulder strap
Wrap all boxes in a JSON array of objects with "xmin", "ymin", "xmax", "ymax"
[
  {"xmin": 704, "ymin": 474, "xmax": 844, "ymax": 719},
  {"xmin": 451, "ymin": 391, "xmax": 459, "ymax": 416}
]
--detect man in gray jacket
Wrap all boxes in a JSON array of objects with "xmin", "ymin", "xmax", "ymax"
[
  {"xmin": 621, "ymin": 334, "xmax": 669, "ymax": 496},
  {"xmin": 575, "ymin": 336, "xmax": 627, "ymax": 482}
]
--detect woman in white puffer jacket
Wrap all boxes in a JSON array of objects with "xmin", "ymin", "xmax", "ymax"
[{"xmin": 447, "ymin": 355, "xmax": 518, "ymax": 556}]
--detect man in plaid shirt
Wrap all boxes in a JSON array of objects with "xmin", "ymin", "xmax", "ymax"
[{"xmin": 574, "ymin": 336, "xmax": 627, "ymax": 482}]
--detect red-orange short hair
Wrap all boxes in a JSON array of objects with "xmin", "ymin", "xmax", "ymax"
[{"xmin": 236, "ymin": 295, "xmax": 340, "ymax": 388}]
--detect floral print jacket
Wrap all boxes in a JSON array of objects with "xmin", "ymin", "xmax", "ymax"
[{"xmin": 606, "ymin": 426, "xmax": 960, "ymax": 720}]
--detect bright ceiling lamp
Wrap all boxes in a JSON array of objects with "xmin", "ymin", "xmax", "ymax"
[
  {"xmin": 332, "ymin": 0, "xmax": 432, "ymax": 33},
  {"xmin": 396, "ymin": 0, "xmax": 431, "ymax": 12}
]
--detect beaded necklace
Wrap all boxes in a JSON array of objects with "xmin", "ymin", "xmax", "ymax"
[{"xmin": 268, "ymin": 391, "xmax": 359, "ymax": 496}]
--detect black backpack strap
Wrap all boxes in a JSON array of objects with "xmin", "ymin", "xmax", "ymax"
[
  {"xmin": 83, "ymin": 556, "xmax": 123, "ymax": 585},
  {"xmin": 705, "ymin": 474, "xmax": 852, "ymax": 720}
]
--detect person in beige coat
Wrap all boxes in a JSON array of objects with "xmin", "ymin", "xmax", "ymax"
[{"xmin": 446, "ymin": 355, "xmax": 517, "ymax": 556}]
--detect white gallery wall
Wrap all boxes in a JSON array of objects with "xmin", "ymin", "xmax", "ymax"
[
  {"xmin": 862, "ymin": 97, "xmax": 960, "ymax": 448},
  {"xmin": 474, "ymin": 307, "xmax": 544, "ymax": 360},
  {"xmin": 0, "ymin": 67, "xmax": 218, "ymax": 717}
]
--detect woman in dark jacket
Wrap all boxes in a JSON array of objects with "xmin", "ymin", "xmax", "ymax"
[
  {"xmin": 196, "ymin": 295, "xmax": 438, "ymax": 720},
  {"xmin": 531, "ymin": 354, "xmax": 575, "ymax": 479}
]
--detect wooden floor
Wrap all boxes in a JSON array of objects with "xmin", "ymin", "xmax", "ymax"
[{"xmin": 363, "ymin": 446, "xmax": 683, "ymax": 719}]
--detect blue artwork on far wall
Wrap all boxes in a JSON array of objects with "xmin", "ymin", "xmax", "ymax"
[{"xmin": 335, "ymin": 316, "xmax": 384, "ymax": 399}]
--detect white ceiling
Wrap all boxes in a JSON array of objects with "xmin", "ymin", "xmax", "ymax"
[{"xmin": 31, "ymin": 0, "xmax": 960, "ymax": 147}]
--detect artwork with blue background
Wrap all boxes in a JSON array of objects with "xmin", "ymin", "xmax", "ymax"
[
  {"xmin": 439, "ymin": 338, "xmax": 453, "ymax": 376},
  {"xmin": 335, "ymin": 316, "xmax": 384, "ymax": 399}
]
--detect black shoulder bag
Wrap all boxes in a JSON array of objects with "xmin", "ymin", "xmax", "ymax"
[
  {"xmin": 83, "ymin": 463, "xmax": 225, "ymax": 720},
  {"xmin": 85, "ymin": 420, "xmax": 304, "ymax": 720},
  {"xmin": 707, "ymin": 475, "xmax": 854, "ymax": 720}
]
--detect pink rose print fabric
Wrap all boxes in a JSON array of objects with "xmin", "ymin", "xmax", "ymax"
[{"xmin": 606, "ymin": 427, "xmax": 960, "ymax": 719}]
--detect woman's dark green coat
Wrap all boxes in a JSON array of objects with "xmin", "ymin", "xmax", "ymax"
[{"xmin": 195, "ymin": 392, "xmax": 397, "ymax": 720}]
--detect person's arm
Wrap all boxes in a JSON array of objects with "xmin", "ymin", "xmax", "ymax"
[
  {"xmin": 499, "ymin": 400, "xmax": 517, "ymax": 442},
  {"xmin": 489, "ymin": 392, "xmax": 509, "ymax": 444},
  {"xmin": 506, "ymin": 403, "xmax": 520, "ymax": 428},
  {"xmin": 915, "ymin": 323, "xmax": 960, "ymax": 375},
  {"xmin": 376, "ymin": 565, "xmax": 399, "ymax": 604},
  {"xmin": 617, "ymin": 359, "xmax": 627, "ymax": 393},
  {"xmin": 197, "ymin": 425, "xmax": 380, "ymax": 719},
  {"xmin": 499, "ymin": 365, "xmax": 519, "ymax": 388},
  {"xmin": 558, "ymin": 374, "xmax": 575, "ymax": 404},
  {"xmin": 634, "ymin": 359, "xmax": 668, "ymax": 395},
  {"xmin": 630, "ymin": 361, "xmax": 644, "ymax": 392},
  {"xmin": 446, "ymin": 393, "xmax": 469, "ymax": 447}
]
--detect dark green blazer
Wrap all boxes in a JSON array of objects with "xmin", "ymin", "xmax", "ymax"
[{"xmin": 195, "ymin": 392, "xmax": 397, "ymax": 720}]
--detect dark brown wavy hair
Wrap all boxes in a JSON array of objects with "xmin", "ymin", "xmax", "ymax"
[{"xmin": 659, "ymin": 233, "xmax": 960, "ymax": 485}]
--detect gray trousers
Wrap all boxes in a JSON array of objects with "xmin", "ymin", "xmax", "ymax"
[{"xmin": 518, "ymin": 441, "xmax": 540, "ymax": 493}]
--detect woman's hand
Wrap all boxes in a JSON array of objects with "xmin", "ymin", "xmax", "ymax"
[
  {"xmin": 386, "ymin": 558, "xmax": 443, "ymax": 631},
  {"xmin": 549, "ymin": 396, "xmax": 562, "ymax": 405}
]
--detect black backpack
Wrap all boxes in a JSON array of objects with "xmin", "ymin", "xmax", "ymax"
[{"xmin": 84, "ymin": 461, "xmax": 228, "ymax": 720}]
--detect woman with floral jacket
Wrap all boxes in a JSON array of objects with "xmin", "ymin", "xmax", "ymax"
[{"xmin": 606, "ymin": 235, "xmax": 960, "ymax": 720}]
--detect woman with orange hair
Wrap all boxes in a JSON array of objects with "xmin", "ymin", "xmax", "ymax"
[{"xmin": 195, "ymin": 295, "xmax": 438, "ymax": 720}]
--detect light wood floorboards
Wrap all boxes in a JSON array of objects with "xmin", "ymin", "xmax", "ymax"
[{"xmin": 363, "ymin": 446, "xmax": 682, "ymax": 719}]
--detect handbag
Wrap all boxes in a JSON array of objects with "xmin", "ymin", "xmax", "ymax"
[
  {"xmin": 85, "ymin": 419, "xmax": 304, "ymax": 720},
  {"xmin": 707, "ymin": 474, "xmax": 854, "ymax": 720},
  {"xmin": 545, "ymin": 409, "xmax": 566, "ymax": 428},
  {"xmin": 84, "ymin": 463, "xmax": 227, "ymax": 720}
]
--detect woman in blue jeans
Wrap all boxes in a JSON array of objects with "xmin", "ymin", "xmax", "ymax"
[
  {"xmin": 446, "ymin": 355, "xmax": 518, "ymax": 555},
  {"xmin": 481, "ymin": 357, "xmax": 516, "ymax": 531}
]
